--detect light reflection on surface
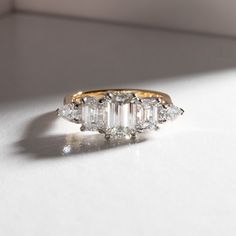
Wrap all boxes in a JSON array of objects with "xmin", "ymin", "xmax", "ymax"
[{"xmin": 16, "ymin": 112, "xmax": 147, "ymax": 159}]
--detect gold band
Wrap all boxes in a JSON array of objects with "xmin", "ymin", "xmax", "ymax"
[
  {"xmin": 58, "ymin": 88, "xmax": 183, "ymax": 139},
  {"xmin": 64, "ymin": 89, "xmax": 173, "ymax": 105}
]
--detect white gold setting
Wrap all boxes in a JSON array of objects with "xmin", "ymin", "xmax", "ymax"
[{"xmin": 57, "ymin": 91, "xmax": 184, "ymax": 139}]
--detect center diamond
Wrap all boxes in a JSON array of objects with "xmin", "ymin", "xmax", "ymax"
[
  {"xmin": 57, "ymin": 90, "xmax": 184, "ymax": 139},
  {"xmin": 100, "ymin": 92, "xmax": 137, "ymax": 138},
  {"xmin": 76, "ymin": 92, "xmax": 162, "ymax": 138}
]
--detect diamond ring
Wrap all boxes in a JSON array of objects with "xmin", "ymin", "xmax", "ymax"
[{"xmin": 57, "ymin": 89, "xmax": 184, "ymax": 139}]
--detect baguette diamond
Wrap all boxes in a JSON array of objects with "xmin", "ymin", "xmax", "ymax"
[{"xmin": 58, "ymin": 91, "xmax": 183, "ymax": 138}]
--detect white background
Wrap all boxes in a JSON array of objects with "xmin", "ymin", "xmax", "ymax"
[{"xmin": 0, "ymin": 13, "xmax": 236, "ymax": 236}]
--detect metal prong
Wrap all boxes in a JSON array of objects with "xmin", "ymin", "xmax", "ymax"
[
  {"xmin": 135, "ymin": 97, "xmax": 142, "ymax": 104},
  {"xmin": 156, "ymin": 97, "xmax": 161, "ymax": 103},
  {"xmin": 81, "ymin": 96, "xmax": 93, "ymax": 104},
  {"xmin": 105, "ymin": 133, "xmax": 111, "ymax": 140},
  {"xmin": 98, "ymin": 98, "xmax": 106, "ymax": 104},
  {"xmin": 80, "ymin": 125, "xmax": 86, "ymax": 132},
  {"xmin": 81, "ymin": 97, "xmax": 86, "ymax": 104},
  {"xmin": 130, "ymin": 93, "xmax": 139, "ymax": 103},
  {"xmin": 130, "ymin": 93, "xmax": 136, "ymax": 99},
  {"xmin": 131, "ymin": 132, "xmax": 137, "ymax": 140},
  {"xmin": 163, "ymin": 104, "xmax": 170, "ymax": 109},
  {"xmin": 73, "ymin": 118, "xmax": 80, "ymax": 124},
  {"xmin": 105, "ymin": 92, "xmax": 113, "ymax": 98},
  {"xmin": 159, "ymin": 119, "xmax": 167, "ymax": 124},
  {"xmin": 73, "ymin": 102, "xmax": 80, "ymax": 109},
  {"xmin": 98, "ymin": 129, "xmax": 105, "ymax": 134}
]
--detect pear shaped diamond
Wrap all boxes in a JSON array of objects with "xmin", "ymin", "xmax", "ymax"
[
  {"xmin": 57, "ymin": 91, "xmax": 184, "ymax": 139},
  {"xmin": 159, "ymin": 105, "xmax": 184, "ymax": 122},
  {"xmin": 57, "ymin": 103, "xmax": 82, "ymax": 122},
  {"xmin": 58, "ymin": 104, "xmax": 74, "ymax": 120}
]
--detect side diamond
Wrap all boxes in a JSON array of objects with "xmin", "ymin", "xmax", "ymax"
[
  {"xmin": 136, "ymin": 98, "xmax": 160, "ymax": 132},
  {"xmin": 57, "ymin": 103, "xmax": 74, "ymax": 121},
  {"xmin": 57, "ymin": 103, "xmax": 82, "ymax": 122},
  {"xmin": 81, "ymin": 96, "xmax": 99, "ymax": 131},
  {"xmin": 159, "ymin": 105, "xmax": 184, "ymax": 122},
  {"xmin": 58, "ymin": 93, "xmax": 184, "ymax": 138}
]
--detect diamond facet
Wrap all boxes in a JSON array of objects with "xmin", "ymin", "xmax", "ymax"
[
  {"xmin": 58, "ymin": 104, "xmax": 74, "ymax": 121},
  {"xmin": 72, "ymin": 104, "xmax": 82, "ymax": 122},
  {"xmin": 136, "ymin": 98, "xmax": 160, "ymax": 131},
  {"xmin": 166, "ymin": 106, "xmax": 183, "ymax": 120},
  {"xmin": 100, "ymin": 92, "xmax": 138, "ymax": 137},
  {"xmin": 105, "ymin": 91, "xmax": 135, "ymax": 104},
  {"xmin": 159, "ymin": 105, "xmax": 183, "ymax": 121},
  {"xmin": 58, "ymin": 91, "xmax": 183, "ymax": 138},
  {"xmin": 81, "ymin": 96, "xmax": 98, "ymax": 130}
]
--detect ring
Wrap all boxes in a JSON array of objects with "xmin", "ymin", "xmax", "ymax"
[{"xmin": 57, "ymin": 89, "xmax": 184, "ymax": 139}]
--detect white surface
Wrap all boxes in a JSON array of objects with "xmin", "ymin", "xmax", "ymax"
[
  {"xmin": 0, "ymin": 0, "xmax": 12, "ymax": 15},
  {"xmin": 14, "ymin": 0, "xmax": 236, "ymax": 37},
  {"xmin": 1, "ymin": 13, "xmax": 236, "ymax": 236}
]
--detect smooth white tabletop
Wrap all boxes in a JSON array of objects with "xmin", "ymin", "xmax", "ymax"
[{"xmin": 0, "ymin": 13, "xmax": 236, "ymax": 236}]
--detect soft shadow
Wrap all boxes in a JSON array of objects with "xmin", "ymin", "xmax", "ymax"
[
  {"xmin": 16, "ymin": 112, "xmax": 147, "ymax": 159},
  {"xmin": 1, "ymin": 13, "xmax": 236, "ymax": 103}
]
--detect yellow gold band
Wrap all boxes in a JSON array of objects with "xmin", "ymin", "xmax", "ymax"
[{"xmin": 64, "ymin": 89, "xmax": 173, "ymax": 105}]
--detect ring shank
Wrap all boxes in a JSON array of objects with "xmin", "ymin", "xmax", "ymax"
[{"xmin": 64, "ymin": 89, "xmax": 172, "ymax": 105}]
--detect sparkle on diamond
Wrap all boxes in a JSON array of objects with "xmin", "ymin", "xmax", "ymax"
[{"xmin": 57, "ymin": 92, "xmax": 183, "ymax": 138}]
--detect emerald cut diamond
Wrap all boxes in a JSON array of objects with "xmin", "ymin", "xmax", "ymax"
[{"xmin": 57, "ymin": 91, "xmax": 184, "ymax": 139}]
